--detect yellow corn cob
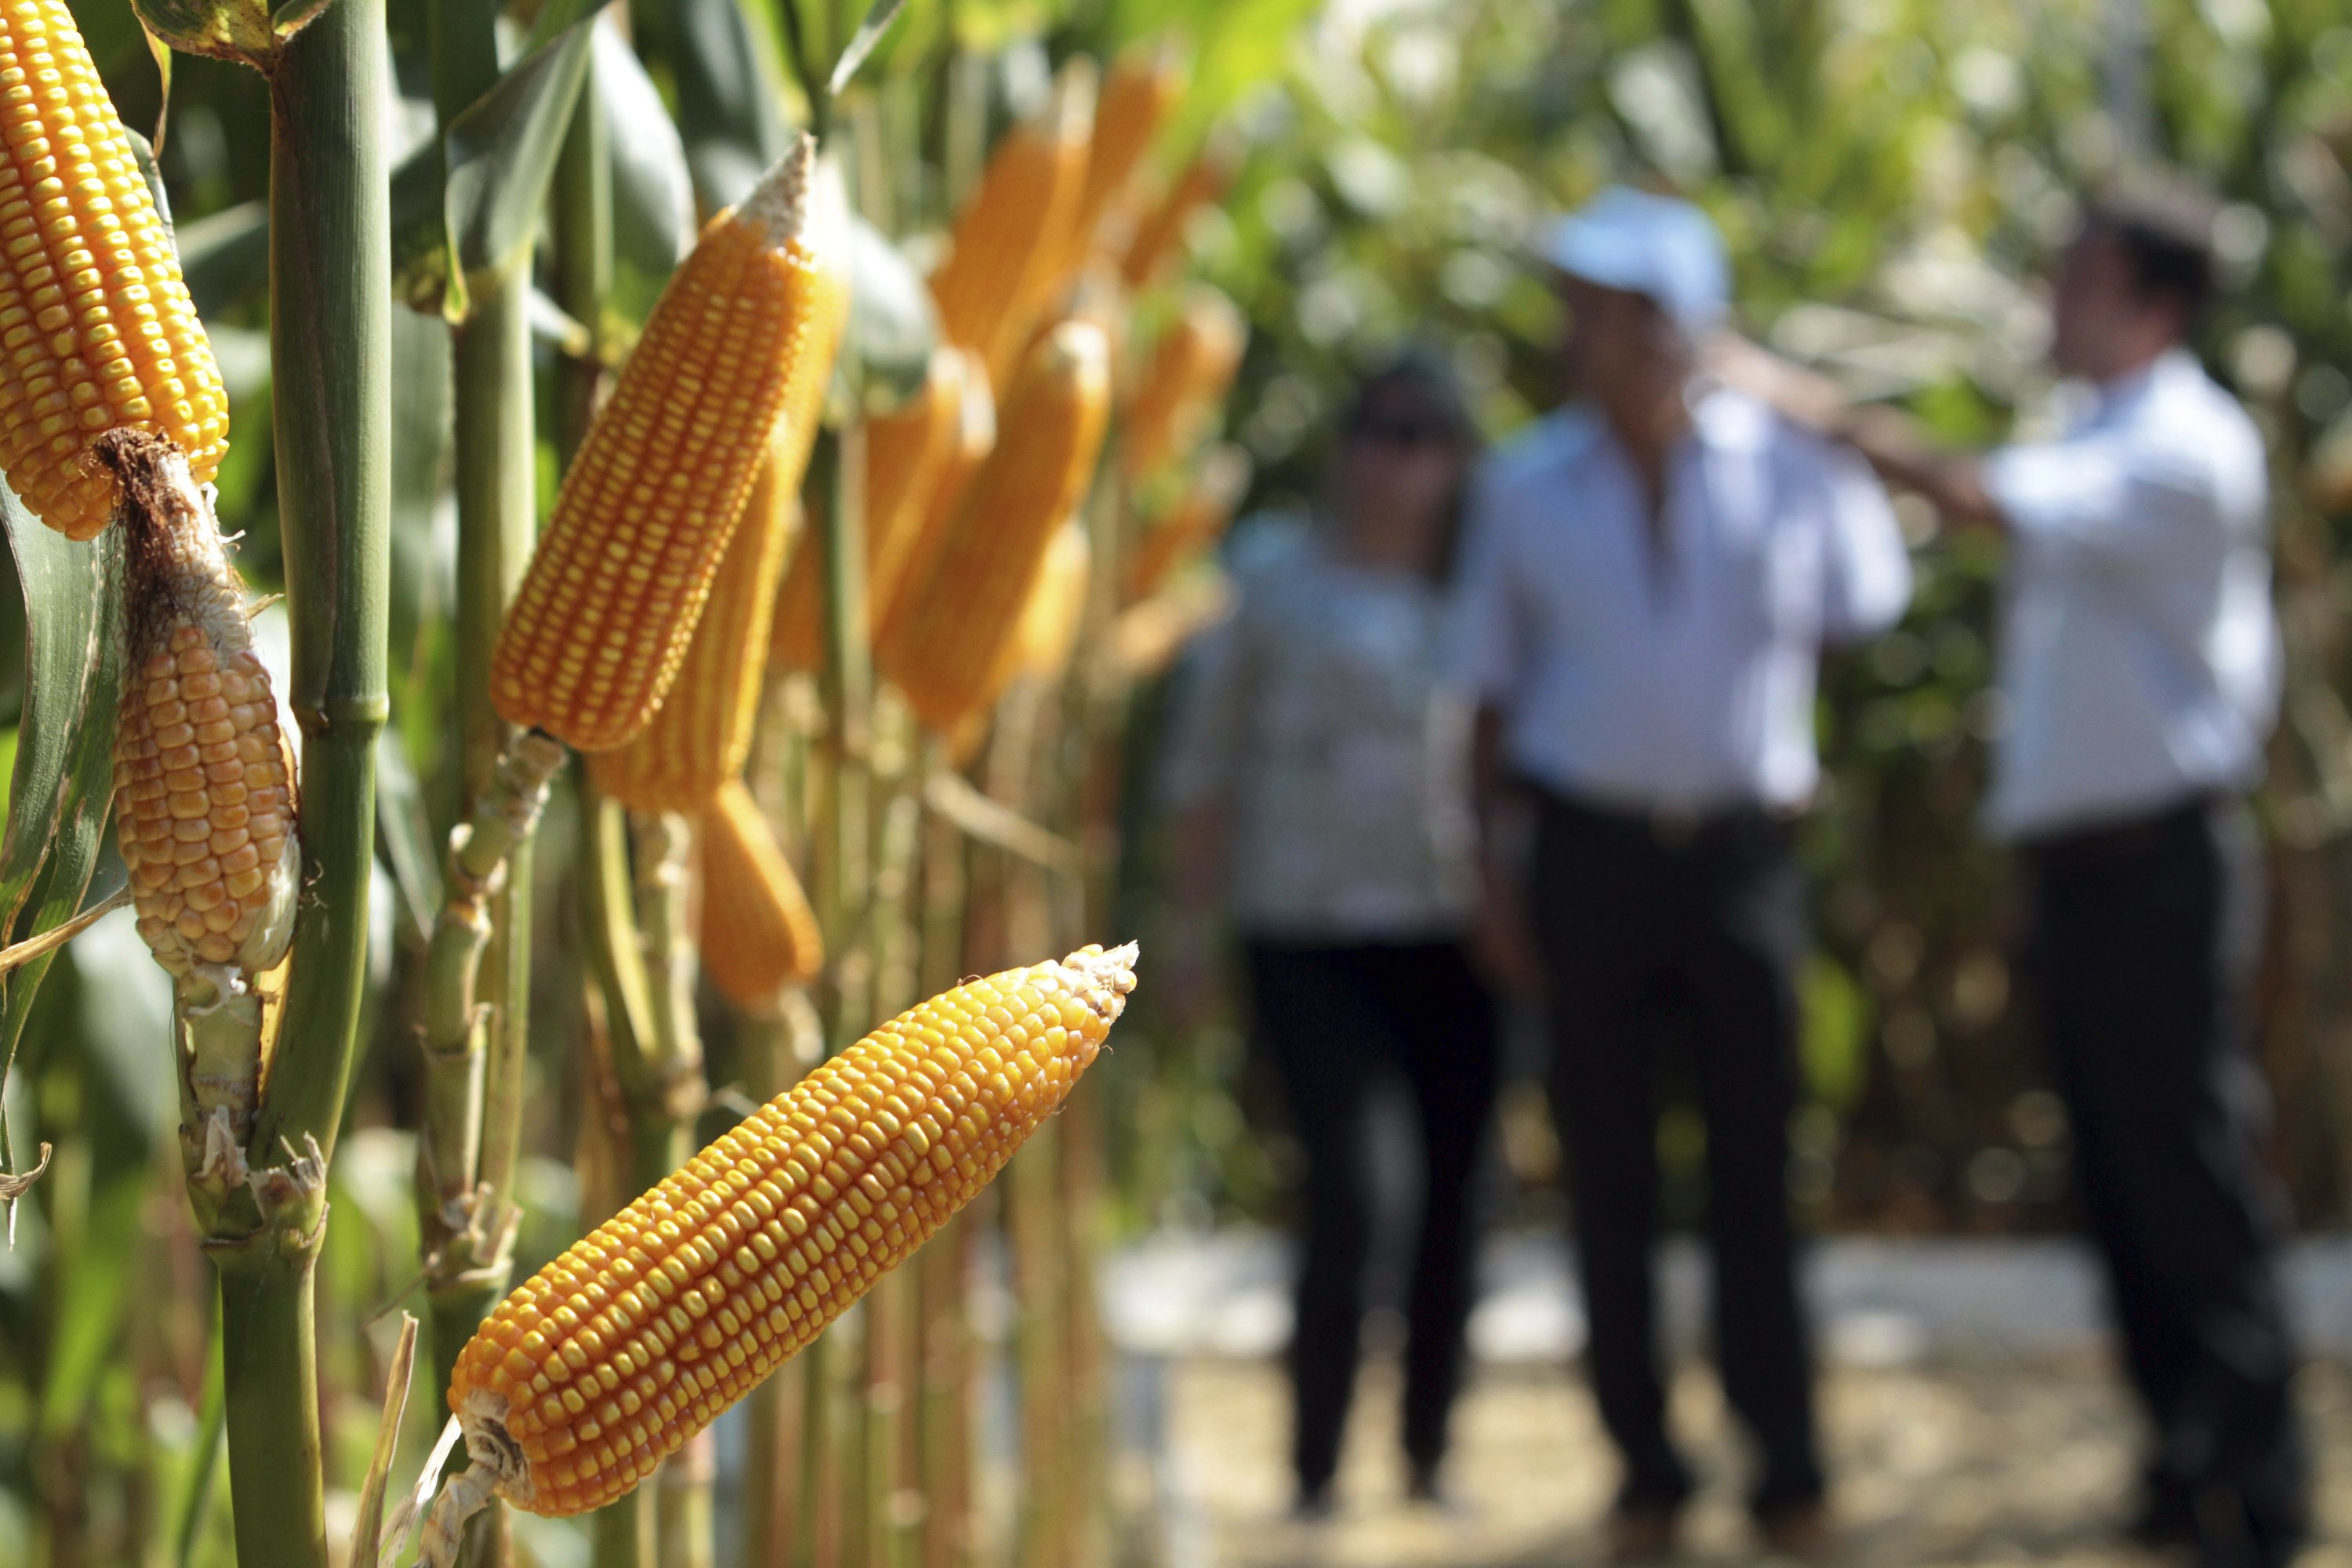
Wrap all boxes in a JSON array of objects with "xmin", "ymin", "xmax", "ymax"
[
  {"xmin": 696, "ymin": 780, "xmax": 822, "ymax": 1007},
  {"xmin": 1122, "ymin": 287, "xmax": 1245, "ymax": 482},
  {"xmin": 444, "ymin": 942, "xmax": 1139, "ymax": 1518},
  {"xmin": 769, "ymin": 346, "xmax": 973, "ymax": 674},
  {"xmin": 877, "ymin": 321, "xmax": 1111, "ymax": 732},
  {"xmin": 1124, "ymin": 442, "xmax": 1250, "ymax": 604},
  {"xmin": 951, "ymin": 521, "xmax": 1096, "ymax": 765},
  {"xmin": 928, "ymin": 63, "xmax": 1095, "ymax": 393},
  {"xmin": 492, "ymin": 136, "xmax": 848, "ymax": 753},
  {"xmin": 104, "ymin": 431, "xmax": 295, "ymax": 987},
  {"xmin": 0, "ymin": 0, "xmax": 229, "ymax": 540},
  {"xmin": 1122, "ymin": 301, "xmax": 1238, "ymax": 481},
  {"xmin": 1003, "ymin": 521, "xmax": 1092, "ymax": 688},
  {"xmin": 1118, "ymin": 144, "xmax": 1232, "ymax": 291},
  {"xmin": 590, "ymin": 445, "xmax": 802, "ymax": 813},
  {"xmin": 1035, "ymin": 45, "xmax": 1181, "ymax": 304},
  {"xmin": 870, "ymin": 350, "xmax": 997, "ymax": 640}
]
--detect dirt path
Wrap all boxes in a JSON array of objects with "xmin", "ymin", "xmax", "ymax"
[{"xmin": 1155, "ymin": 1358, "xmax": 2352, "ymax": 1566}]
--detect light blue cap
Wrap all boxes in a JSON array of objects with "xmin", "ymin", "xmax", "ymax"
[{"xmin": 1544, "ymin": 187, "xmax": 1730, "ymax": 335}]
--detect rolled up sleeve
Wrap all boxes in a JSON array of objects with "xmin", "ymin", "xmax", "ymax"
[
  {"xmin": 1820, "ymin": 445, "xmax": 1912, "ymax": 643},
  {"xmin": 1984, "ymin": 435, "xmax": 2216, "ymax": 576}
]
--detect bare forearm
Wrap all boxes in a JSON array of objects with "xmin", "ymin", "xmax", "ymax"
[{"xmin": 1837, "ymin": 404, "xmax": 2005, "ymax": 531}]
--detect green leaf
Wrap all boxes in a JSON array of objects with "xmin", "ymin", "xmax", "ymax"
[
  {"xmin": 844, "ymin": 213, "xmax": 938, "ymax": 412},
  {"xmin": 128, "ymin": 0, "xmax": 333, "ymax": 70},
  {"xmin": 389, "ymin": 12, "xmax": 601, "ymax": 314},
  {"xmin": 659, "ymin": 0, "xmax": 797, "ymax": 212},
  {"xmin": 443, "ymin": 15, "xmax": 599, "ymax": 283},
  {"xmin": 597, "ymin": 20, "xmax": 695, "ymax": 285},
  {"xmin": 827, "ymin": 0, "xmax": 908, "ymax": 97},
  {"xmin": 173, "ymin": 201, "xmax": 270, "ymax": 320},
  {"xmin": 0, "ymin": 499, "xmax": 124, "ymax": 1193}
]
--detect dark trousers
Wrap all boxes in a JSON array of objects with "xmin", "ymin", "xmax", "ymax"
[
  {"xmin": 1241, "ymin": 938, "xmax": 1501, "ymax": 1496},
  {"xmin": 1526, "ymin": 792, "xmax": 1822, "ymax": 1515},
  {"xmin": 2022, "ymin": 798, "xmax": 2307, "ymax": 1565}
]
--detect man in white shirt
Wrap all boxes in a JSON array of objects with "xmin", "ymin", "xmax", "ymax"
[
  {"xmin": 1450, "ymin": 188, "xmax": 1912, "ymax": 1560},
  {"xmin": 1744, "ymin": 182, "xmax": 2307, "ymax": 1567}
]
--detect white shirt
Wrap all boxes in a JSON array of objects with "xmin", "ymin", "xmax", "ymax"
[
  {"xmin": 1982, "ymin": 349, "xmax": 2279, "ymax": 840},
  {"xmin": 1162, "ymin": 532, "xmax": 1477, "ymax": 940},
  {"xmin": 1447, "ymin": 390, "xmax": 1911, "ymax": 811}
]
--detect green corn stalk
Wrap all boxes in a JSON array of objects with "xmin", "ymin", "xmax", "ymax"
[
  {"xmin": 205, "ymin": 1, "xmax": 392, "ymax": 1564},
  {"xmin": 406, "ymin": 10, "xmax": 558, "ymax": 1567}
]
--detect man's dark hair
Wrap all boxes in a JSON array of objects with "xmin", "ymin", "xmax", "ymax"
[{"xmin": 2084, "ymin": 177, "xmax": 2221, "ymax": 325}]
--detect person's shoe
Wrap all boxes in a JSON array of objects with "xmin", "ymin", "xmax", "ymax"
[
  {"xmin": 1756, "ymin": 1500, "xmax": 1834, "ymax": 1563},
  {"xmin": 1606, "ymin": 1503, "xmax": 1682, "ymax": 1563},
  {"xmin": 1405, "ymin": 1460, "xmax": 1471, "ymax": 1516},
  {"xmin": 2125, "ymin": 1490, "xmax": 2196, "ymax": 1552}
]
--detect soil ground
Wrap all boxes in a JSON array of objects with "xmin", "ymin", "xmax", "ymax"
[{"xmin": 1153, "ymin": 1356, "xmax": 2352, "ymax": 1567}]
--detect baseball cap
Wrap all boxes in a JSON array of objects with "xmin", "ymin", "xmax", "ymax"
[{"xmin": 1544, "ymin": 187, "xmax": 1730, "ymax": 336}]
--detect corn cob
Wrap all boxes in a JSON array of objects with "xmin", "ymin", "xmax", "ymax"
[
  {"xmin": 877, "ymin": 321, "xmax": 1111, "ymax": 732},
  {"xmin": 590, "ymin": 442, "xmax": 802, "ymax": 813},
  {"xmin": 1124, "ymin": 442, "xmax": 1250, "ymax": 604},
  {"xmin": 928, "ymin": 63, "xmax": 1094, "ymax": 393},
  {"xmin": 870, "ymin": 349, "xmax": 997, "ymax": 640},
  {"xmin": 441, "ymin": 942, "xmax": 1139, "ymax": 1519},
  {"xmin": 1117, "ymin": 144, "xmax": 1232, "ymax": 291},
  {"xmin": 1036, "ymin": 45, "xmax": 1181, "ymax": 304},
  {"xmin": 492, "ymin": 136, "xmax": 848, "ymax": 753},
  {"xmin": 696, "ymin": 780, "xmax": 822, "ymax": 1007},
  {"xmin": 1120, "ymin": 287, "xmax": 1244, "ymax": 482},
  {"xmin": 1003, "ymin": 521, "xmax": 1092, "ymax": 689},
  {"xmin": 0, "ymin": 0, "xmax": 229, "ymax": 540},
  {"xmin": 769, "ymin": 346, "xmax": 972, "ymax": 674},
  {"xmin": 105, "ymin": 430, "xmax": 295, "ymax": 989}
]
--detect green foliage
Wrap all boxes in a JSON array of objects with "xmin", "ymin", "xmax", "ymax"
[{"xmin": 0, "ymin": 501, "xmax": 123, "ymax": 1181}]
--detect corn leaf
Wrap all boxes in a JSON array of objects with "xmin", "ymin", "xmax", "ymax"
[
  {"xmin": 597, "ymin": 18, "xmax": 695, "ymax": 285},
  {"xmin": 659, "ymin": 0, "xmax": 797, "ymax": 211},
  {"xmin": 0, "ymin": 496, "xmax": 124, "ymax": 1211},
  {"xmin": 388, "ymin": 11, "xmax": 601, "ymax": 312},
  {"xmin": 844, "ymin": 214, "xmax": 938, "ymax": 411},
  {"xmin": 827, "ymin": 0, "xmax": 908, "ymax": 96},
  {"xmin": 442, "ymin": 14, "xmax": 599, "ymax": 283}
]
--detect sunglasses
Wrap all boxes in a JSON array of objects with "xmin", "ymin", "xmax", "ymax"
[{"xmin": 1347, "ymin": 416, "xmax": 1454, "ymax": 450}]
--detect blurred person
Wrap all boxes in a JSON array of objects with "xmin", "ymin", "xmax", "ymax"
[
  {"xmin": 1730, "ymin": 180, "xmax": 2307, "ymax": 1568},
  {"xmin": 1160, "ymin": 352, "xmax": 1499, "ymax": 1518},
  {"xmin": 1450, "ymin": 187, "xmax": 1913, "ymax": 1561}
]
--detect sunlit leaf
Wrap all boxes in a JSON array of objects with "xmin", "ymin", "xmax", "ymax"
[
  {"xmin": 129, "ymin": 0, "xmax": 332, "ymax": 70},
  {"xmin": 443, "ymin": 15, "xmax": 599, "ymax": 282},
  {"xmin": 829, "ymin": 0, "xmax": 909, "ymax": 97}
]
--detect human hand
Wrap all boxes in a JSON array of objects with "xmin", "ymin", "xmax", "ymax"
[{"xmin": 1470, "ymin": 877, "xmax": 1546, "ymax": 999}]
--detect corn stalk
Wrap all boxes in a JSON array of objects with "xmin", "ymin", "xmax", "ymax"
[{"xmin": 210, "ymin": 2, "xmax": 391, "ymax": 1564}]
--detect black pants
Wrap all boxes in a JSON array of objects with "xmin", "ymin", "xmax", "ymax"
[
  {"xmin": 1527, "ymin": 793, "xmax": 1821, "ymax": 1515},
  {"xmin": 2023, "ymin": 798, "xmax": 2307, "ymax": 1565},
  {"xmin": 1241, "ymin": 938, "xmax": 1501, "ymax": 1497}
]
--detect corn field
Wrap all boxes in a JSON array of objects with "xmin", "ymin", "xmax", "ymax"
[{"xmin": 0, "ymin": 0, "xmax": 1270, "ymax": 1562}]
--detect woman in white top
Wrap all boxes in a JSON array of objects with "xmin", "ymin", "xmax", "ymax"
[{"xmin": 1163, "ymin": 352, "xmax": 1497, "ymax": 1515}]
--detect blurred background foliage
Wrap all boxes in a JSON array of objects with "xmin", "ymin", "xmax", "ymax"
[{"xmin": 4, "ymin": 0, "xmax": 2352, "ymax": 1563}]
